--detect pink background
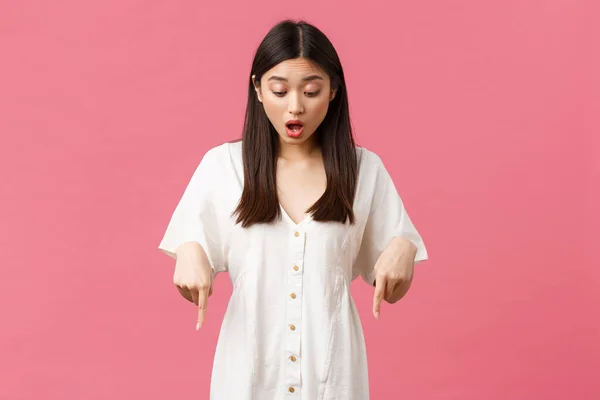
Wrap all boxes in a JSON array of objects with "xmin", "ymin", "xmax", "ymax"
[{"xmin": 1, "ymin": 1, "xmax": 598, "ymax": 399}]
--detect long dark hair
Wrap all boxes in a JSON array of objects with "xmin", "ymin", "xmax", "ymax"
[{"xmin": 232, "ymin": 20, "xmax": 358, "ymax": 228}]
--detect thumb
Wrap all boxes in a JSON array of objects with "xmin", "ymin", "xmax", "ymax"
[{"xmin": 373, "ymin": 275, "xmax": 385, "ymax": 320}]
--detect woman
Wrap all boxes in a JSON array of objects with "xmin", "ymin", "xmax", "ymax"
[{"xmin": 158, "ymin": 19, "xmax": 428, "ymax": 400}]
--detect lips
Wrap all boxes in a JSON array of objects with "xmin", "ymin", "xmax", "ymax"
[
  {"xmin": 285, "ymin": 120, "xmax": 304, "ymax": 138},
  {"xmin": 286, "ymin": 119, "xmax": 304, "ymax": 131}
]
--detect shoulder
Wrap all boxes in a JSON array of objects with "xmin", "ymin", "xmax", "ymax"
[
  {"xmin": 190, "ymin": 142, "xmax": 232, "ymax": 184},
  {"xmin": 197, "ymin": 140, "xmax": 241, "ymax": 167},
  {"xmin": 356, "ymin": 145, "xmax": 385, "ymax": 176},
  {"xmin": 197, "ymin": 140, "xmax": 244, "ymax": 188},
  {"xmin": 203, "ymin": 141, "xmax": 232, "ymax": 161},
  {"xmin": 226, "ymin": 139, "xmax": 243, "ymax": 161}
]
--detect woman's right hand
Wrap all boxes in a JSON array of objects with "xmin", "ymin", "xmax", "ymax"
[{"xmin": 173, "ymin": 241, "xmax": 214, "ymax": 330}]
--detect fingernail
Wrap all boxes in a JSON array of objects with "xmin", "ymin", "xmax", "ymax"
[
  {"xmin": 375, "ymin": 311, "xmax": 380, "ymax": 320},
  {"xmin": 196, "ymin": 322, "xmax": 201, "ymax": 330}
]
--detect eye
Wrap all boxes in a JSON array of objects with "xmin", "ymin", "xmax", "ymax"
[{"xmin": 272, "ymin": 91, "xmax": 321, "ymax": 97}]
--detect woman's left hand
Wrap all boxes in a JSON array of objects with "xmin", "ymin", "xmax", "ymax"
[{"xmin": 372, "ymin": 237, "xmax": 417, "ymax": 319}]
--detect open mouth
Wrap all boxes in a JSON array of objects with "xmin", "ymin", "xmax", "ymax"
[
  {"xmin": 285, "ymin": 121, "xmax": 305, "ymax": 138},
  {"xmin": 286, "ymin": 123, "xmax": 303, "ymax": 132}
]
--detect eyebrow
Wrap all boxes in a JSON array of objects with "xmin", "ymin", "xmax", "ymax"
[{"xmin": 267, "ymin": 74, "xmax": 324, "ymax": 83}]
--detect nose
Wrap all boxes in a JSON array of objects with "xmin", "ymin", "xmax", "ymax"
[{"xmin": 287, "ymin": 92, "xmax": 304, "ymax": 115}]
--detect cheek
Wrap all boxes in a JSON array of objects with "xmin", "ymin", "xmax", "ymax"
[
  {"xmin": 311, "ymin": 99, "xmax": 330, "ymax": 120},
  {"xmin": 261, "ymin": 99, "xmax": 283, "ymax": 121}
]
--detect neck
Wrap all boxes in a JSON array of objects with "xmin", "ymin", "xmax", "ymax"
[{"xmin": 277, "ymin": 137, "xmax": 320, "ymax": 161}]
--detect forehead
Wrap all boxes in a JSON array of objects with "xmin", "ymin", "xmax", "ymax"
[{"xmin": 264, "ymin": 58, "xmax": 328, "ymax": 84}]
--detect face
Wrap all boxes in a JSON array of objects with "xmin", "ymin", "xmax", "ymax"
[{"xmin": 252, "ymin": 58, "xmax": 337, "ymax": 147}]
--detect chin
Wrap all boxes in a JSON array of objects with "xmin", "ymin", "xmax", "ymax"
[{"xmin": 278, "ymin": 129, "xmax": 314, "ymax": 144}]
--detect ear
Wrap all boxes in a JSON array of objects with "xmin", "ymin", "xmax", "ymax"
[
  {"xmin": 252, "ymin": 74, "xmax": 263, "ymax": 103},
  {"xmin": 330, "ymin": 88, "xmax": 337, "ymax": 102}
]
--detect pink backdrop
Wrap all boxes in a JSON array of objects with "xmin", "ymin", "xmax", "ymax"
[{"xmin": 1, "ymin": 1, "xmax": 598, "ymax": 399}]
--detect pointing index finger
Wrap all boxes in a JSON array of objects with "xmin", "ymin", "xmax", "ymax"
[
  {"xmin": 196, "ymin": 286, "xmax": 210, "ymax": 330},
  {"xmin": 373, "ymin": 275, "xmax": 386, "ymax": 320}
]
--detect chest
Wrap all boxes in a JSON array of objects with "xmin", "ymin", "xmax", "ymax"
[{"xmin": 276, "ymin": 159, "xmax": 327, "ymax": 225}]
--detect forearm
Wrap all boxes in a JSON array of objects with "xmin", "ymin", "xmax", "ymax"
[{"xmin": 175, "ymin": 241, "xmax": 212, "ymax": 269}]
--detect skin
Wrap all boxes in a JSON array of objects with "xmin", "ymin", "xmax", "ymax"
[
  {"xmin": 174, "ymin": 57, "xmax": 417, "ymax": 331},
  {"xmin": 372, "ymin": 237, "xmax": 418, "ymax": 319}
]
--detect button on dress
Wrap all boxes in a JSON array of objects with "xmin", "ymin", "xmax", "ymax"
[{"xmin": 158, "ymin": 141, "xmax": 428, "ymax": 399}]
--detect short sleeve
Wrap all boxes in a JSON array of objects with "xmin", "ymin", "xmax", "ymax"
[
  {"xmin": 157, "ymin": 147, "xmax": 226, "ymax": 274},
  {"xmin": 354, "ymin": 154, "xmax": 428, "ymax": 285}
]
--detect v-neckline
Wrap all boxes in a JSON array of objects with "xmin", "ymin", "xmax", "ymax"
[{"xmin": 279, "ymin": 203, "xmax": 312, "ymax": 228}]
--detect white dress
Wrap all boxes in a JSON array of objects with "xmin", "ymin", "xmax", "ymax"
[{"xmin": 158, "ymin": 141, "xmax": 428, "ymax": 399}]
